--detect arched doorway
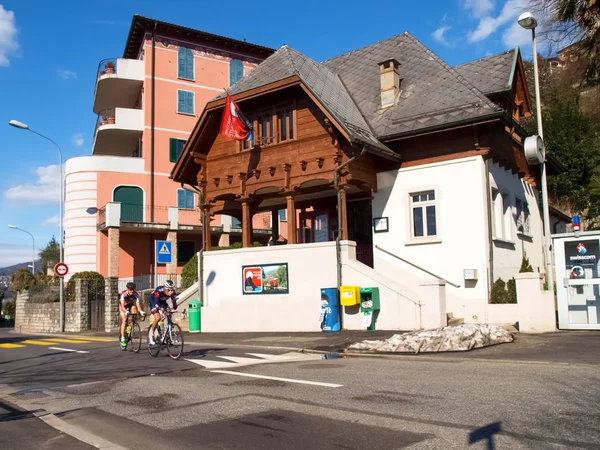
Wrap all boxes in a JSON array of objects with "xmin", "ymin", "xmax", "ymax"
[{"xmin": 114, "ymin": 186, "xmax": 143, "ymax": 222}]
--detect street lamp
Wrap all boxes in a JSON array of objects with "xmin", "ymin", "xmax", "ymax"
[
  {"xmin": 518, "ymin": 12, "xmax": 554, "ymax": 290},
  {"xmin": 9, "ymin": 120, "xmax": 65, "ymax": 331},
  {"xmin": 7, "ymin": 225, "xmax": 35, "ymax": 274}
]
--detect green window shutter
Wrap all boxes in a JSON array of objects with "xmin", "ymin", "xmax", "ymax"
[
  {"xmin": 186, "ymin": 91, "xmax": 194, "ymax": 114},
  {"xmin": 177, "ymin": 189, "xmax": 185, "ymax": 208},
  {"xmin": 177, "ymin": 91, "xmax": 186, "ymax": 113},
  {"xmin": 185, "ymin": 191, "xmax": 194, "ymax": 209},
  {"xmin": 186, "ymin": 49, "xmax": 194, "ymax": 80},
  {"xmin": 113, "ymin": 186, "xmax": 143, "ymax": 223},
  {"xmin": 178, "ymin": 48, "xmax": 186, "ymax": 78},
  {"xmin": 229, "ymin": 59, "xmax": 244, "ymax": 85}
]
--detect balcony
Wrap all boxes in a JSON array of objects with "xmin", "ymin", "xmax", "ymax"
[
  {"xmin": 93, "ymin": 58, "xmax": 144, "ymax": 114},
  {"xmin": 92, "ymin": 107, "xmax": 143, "ymax": 156}
]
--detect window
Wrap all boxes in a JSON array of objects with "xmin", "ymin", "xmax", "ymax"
[
  {"xmin": 410, "ymin": 190, "xmax": 437, "ymax": 239},
  {"xmin": 177, "ymin": 189, "xmax": 195, "ymax": 209},
  {"xmin": 232, "ymin": 217, "xmax": 241, "ymax": 228},
  {"xmin": 515, "ymin": 198, "xmax": 531, "ymax": 235},
  {"xmin": 278, "ymin": 108, "xmax": 294, "ymax": 142},
  {"xmin": 229, "ymin": 59, "xmax": 244, "ymax": 85},
  {"xmin": 177, "ymin": 241, "xmax": 195, "ymax": 264},
  {"xmin": 178, "ymin": 47, "xmax": 194, "ymax": 80},
  {"xmin": 169, "ymin": 138, "xmax": 186, "ymax": 162},
  {"xmin": 492, "ymin": 188, "xmax": 513, "ymax": 241},
  {"xmin": 278, "ymin": 209, "xmax": 287, "ymax": 222},
  {"xmin": 177, "ymin": 90, "xmax": 194, "ymax": 115},
  {"xmin": 257, "ymin": 113, "xmax": 274, "ymax": 146}
]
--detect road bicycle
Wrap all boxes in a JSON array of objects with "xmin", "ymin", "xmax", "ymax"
[
  {"xmin": 147, "ymin": 310, "xmax": 184, "ymax": 360},
  {"xmin": 121, "ymin": 311, "xmax": 146, "ymax": 353}
]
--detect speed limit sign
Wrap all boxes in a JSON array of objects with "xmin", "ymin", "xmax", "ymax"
[{"xmin": 54, "ymin": 262, "xmax": 69, "ymax": 277}]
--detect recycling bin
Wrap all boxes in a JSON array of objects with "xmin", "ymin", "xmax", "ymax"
[
  {"xmin": 360, "ymin": 287, "xmax": 380, "ymax": 331},
  {"xmin": 339, "ymin": 285, "xmax": 360, "ymax": 306},
  {"xmin": 320, "ymin": 288, "xmax": 340, "ymax": 332},
  {"xmin": 188, "ymin": 299, "xmax": 201, "ymax": 333}
]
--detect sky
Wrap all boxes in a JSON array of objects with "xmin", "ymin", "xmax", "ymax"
[{"xmin": 0, "ymin": 0, "xmax": 547, "ymax": 268}]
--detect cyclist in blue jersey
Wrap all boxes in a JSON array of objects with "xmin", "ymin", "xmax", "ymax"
[{"xmin": 148, "ymin": 280, "xmax": 178, "ymax": 345}]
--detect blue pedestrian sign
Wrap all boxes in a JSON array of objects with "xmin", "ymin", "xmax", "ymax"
[{"xmin": 156, "ymin": 240, "xmax": 172, "ymax": 264}]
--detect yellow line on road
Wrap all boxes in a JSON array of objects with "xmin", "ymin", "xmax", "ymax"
[
  {"xmin": 0, "ymin": 343, "xmax": 26, "ymax": 349},
  {"xmin": 67, "ymin": 337, "xmax": 115, "ymax": 342},
  {"xmin": 41, "ymin": 338, "xmax": 91, "ymax": 344},
  {"xmin": 21, "ymin": 340, "xmax": 54, "ymax": 346}
]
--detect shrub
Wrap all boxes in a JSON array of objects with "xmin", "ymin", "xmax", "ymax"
[
  {"xmin": 11, "ymin": 269, "xmax": 36, "ymax": 292},
  {"xmin": 2, "ymin": 300, "xmax": 15, "ymax": 318},
  {"xmin": 519, "ymin": 256, "xmax": 533, "ymax": 273},
  {"xmin": 490, "ymin": 277, "xmax": 517, "ymax": 304},
  {"xmin": 66, "ymin": 271, "xmax": 105, "ymax": 303},
  {"xmin": 29, "ymin": 284, "xmax": 60, "ymax": 303}
]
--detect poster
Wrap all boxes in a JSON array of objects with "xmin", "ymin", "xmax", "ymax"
[{"xmin": 242, "ymin": 263, "xmax": 289, "ymax": 295}]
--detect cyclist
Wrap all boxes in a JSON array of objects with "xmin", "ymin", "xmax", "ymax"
[
  {"xmin": 119, "ymin": 282, "xmax": 145, "ymax": 349},
  {"xmin": 148, "ymin": 280, "xmax": 178, "ymax": 345}
]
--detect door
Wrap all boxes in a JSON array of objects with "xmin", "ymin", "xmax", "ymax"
[
  {"xmin": 86, "ymin": 279, "xmax": 106, "ymax": 331},
  {"xmin": 348, "ymin": 199, "xmax": 374, "ymax": 268},
  {"xmin": 114, "ymin": 186, "xmax": 143, "ymax": 223}
]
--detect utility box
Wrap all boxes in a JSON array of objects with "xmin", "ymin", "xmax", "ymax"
[
  {"xmin": 360, "ymin": 287, "xmax": 381, "ymax": 331},
  {"xmin": 339, "ymin": 285, "xmax": 360, "ymax": 306},
  {"xmin": 320, "ymin": 288, "xmax": 341, "ymax": 332}
]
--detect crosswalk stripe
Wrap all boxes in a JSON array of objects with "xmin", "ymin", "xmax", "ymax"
[
  {"xmin": 186, "ymin": 352, "xmax": 323, "ymax": 369},
  {"xmin": 186, "ymin": 359, "xmax": 239, "ymax": 369},
  {"xmin": 41, "ymin": 338, "xmax": 91, "ymax": 344},
  {"xmin": 216, "ymin": 356, "xmax": 265, "ymax": 365},
  {"xmin": 21, "ymin": 340, "xmax": 54, "ymax": 346},
  {"xmin": 49, "ymin": 347, "xmax": 89, "ymax": 354},
  {"xmin": 0, "ymin": 343, "xmax": 26, "ymax": 349}
]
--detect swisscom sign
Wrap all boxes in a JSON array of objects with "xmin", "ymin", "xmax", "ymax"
[{"xmin": 565, "ymin": 240, "xmax": 600, "ymax": 268}]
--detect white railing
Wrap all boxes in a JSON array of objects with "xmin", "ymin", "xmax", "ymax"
[{"xmin": 118, "ymin": 274, "xmax": 181, "ymax": 292}]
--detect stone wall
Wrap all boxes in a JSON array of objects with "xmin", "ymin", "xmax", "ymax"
[{"xmin": 14, "ymin": 280, "xmax": 91, "ymax": 333}]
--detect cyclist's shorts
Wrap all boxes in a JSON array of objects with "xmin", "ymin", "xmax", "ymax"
[{"xmin": 119, "ymin": 301, "xmax": 136, "ymax": 314}]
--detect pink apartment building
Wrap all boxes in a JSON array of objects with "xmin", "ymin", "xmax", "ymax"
[{"xmin": 64, "ymin": 16, "xmax": 275, "ymax": 287}]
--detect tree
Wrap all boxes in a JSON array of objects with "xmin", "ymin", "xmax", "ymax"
[
  {"xmin": 39, "ymin": 236, "xmax": 60, "ymax": 273},
  {"xmin": 11, "ymin": 269, "xmax": 36, "ymax": 292},
  {"xmin": 531, "ymin": 0, "xmax": 600, "ymax": 84},
  {"xmin": 522, "ymin": 88, "xmax": 600, "ymax": 217}
]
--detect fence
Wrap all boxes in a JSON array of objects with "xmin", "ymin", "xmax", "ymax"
[{"xmin": 118, "ymin": 274, "xmax": 181, "ymax": 292}]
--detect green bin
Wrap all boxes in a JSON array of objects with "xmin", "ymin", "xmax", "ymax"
[
  {"xmin": 360, "ymin": 287, "xmax": 380, "ymax": 332},
  {"xmin": 188, "ymin": 299, "xmax": 201, "ymax": 333}
]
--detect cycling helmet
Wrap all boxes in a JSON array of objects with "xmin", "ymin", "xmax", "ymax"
[
  {"xmin": 126, "ymin": 282, "xmax": 136, "ymax": 290},
  {"xmin": 164, "ymin": 280, "xmax": 175, "ymax": 289}
]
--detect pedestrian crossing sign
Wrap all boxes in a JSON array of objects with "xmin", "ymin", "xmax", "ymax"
[{"xmin": 156, "ymin": 240, "xmax": 172, "ymax": 264}]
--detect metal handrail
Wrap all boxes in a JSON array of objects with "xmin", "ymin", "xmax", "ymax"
[{"xmin": 375, "ymin": 245, "xmax": 461, "ymax": 288}]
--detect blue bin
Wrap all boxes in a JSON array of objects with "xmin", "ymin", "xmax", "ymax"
[{"xmin": 320, "ymin": 288, "xmax": 340, "ymax": 332}]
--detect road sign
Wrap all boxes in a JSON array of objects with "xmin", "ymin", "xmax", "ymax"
[
  {"xmin": 54, "ymin": 262, "xmax": 69, "ymax": 277},
  {"xmin": 156, "ymin": 240, "xmax": 172, "ymax": 264}
]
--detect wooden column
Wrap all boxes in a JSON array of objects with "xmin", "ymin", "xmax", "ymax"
[
  {"xmin": 271, "ymin": 209, "xmax": 279, "ymax": 243},
  {"xmin": 286, "ymin": 195, "xmax": 297, "ymax": 244},
  {"xmin": 339, "ymin": 187, "xmax": 349, "ymax": 241},
  {"xmin": 203, "ymin": 207, "xmax": 212, "ymax": 251},
  {"xmin": 242, "ymin": 200, "xmax": 252, "ymax": 248}
]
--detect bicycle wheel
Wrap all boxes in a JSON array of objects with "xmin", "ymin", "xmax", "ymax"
[
  {"xmin": 166, "ymin": 324, "xmax": 184, "ymax": 360},
  {"xmin": 147, "ymin": 326, "xmax": 161, "ymax": 357},
  {"xmin": 130, "ymin": 322, "xmax": 142, "ymax": 353}
]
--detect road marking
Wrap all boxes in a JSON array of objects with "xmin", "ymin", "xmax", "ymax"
[
  {"xmin": 187, "ymin": 359, "xmax": 241, "ymax": 369},
  {"xmin": 186, "ymin": 352, "xmax": 322, "ymax": 369},
  {"xmin": 21, "ymin": 340, "xmax": 54, "ymax": 346},
  {"xmin": 42, "ymin": 338, "xmax": 91, "ymax": 344},
  {"xmin": 246, "ymin": 352, "xmax": 307, "ymax": 360},
  {"xmin": 67, "ymin": 337, "xmax": 115, "ymax": 342},
  {"xmin": 0, "ymin": 343, "xmax": 25, "ymax": 349},
  {"xmin": 212, "ymin": 370, "xmax": 344, "ymax": 388},
  {"xmin": 49, "ymin": 347, "xmax": 90, "ymax": 354}
]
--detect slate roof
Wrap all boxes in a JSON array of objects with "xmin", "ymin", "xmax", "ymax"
[
  {"xmin": 217, "ymin": 46, "xmax": 394, "ymax": 156},
  {"xmin": 216, "ymin": 32, "xmax": 507, "ymax": 144},
  {"xmin": 455, "ymin": 49, "xmax": 517, "ymax": 95}
]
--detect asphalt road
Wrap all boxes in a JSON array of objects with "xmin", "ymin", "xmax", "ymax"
[{"xmin": 2, "ymin": 328, "xmax": 600, "ymax": 449}]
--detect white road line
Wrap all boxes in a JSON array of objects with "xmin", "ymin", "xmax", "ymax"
[
  {"xmin": 212, "ymin": 370, "xmax": 344, "ymax": 388},
  {"xmin": 49, "ymin": 347, "xmax": 89, "ymax": 354},
  {"xmin": 186, "ymin": 359, "xmax": 239, "ymax": 369}
]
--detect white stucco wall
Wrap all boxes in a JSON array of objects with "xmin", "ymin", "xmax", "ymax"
[
  {"xmin": 488, "ymin": 161, "xmax": 544, "ymax": 284},
  {"xmin": 372, "ymin": 156, "xmax": 491, "ymax": 323},
  {"xmin": 200, "ymin": 241, "xmax": 426, "ymax": 332}
]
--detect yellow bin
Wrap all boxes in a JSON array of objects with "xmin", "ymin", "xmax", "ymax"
[{"xmin": 339, "ymin": 285, "xmax": 360, "ymax": 306}]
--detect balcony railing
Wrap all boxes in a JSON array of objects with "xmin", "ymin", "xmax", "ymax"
[
  {"xmin": 97, "ymin": 58, "xmax": 118, "ymax": 79},
  {"xmin": 97, "ymin": 203, "xmax": 203, "ymax": 230}
]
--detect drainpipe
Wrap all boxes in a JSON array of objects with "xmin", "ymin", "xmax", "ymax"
[
  {"xmin": 484, "ymin": 157, "xmax": 494, "ymax": 322},
  {"xmin": 182, "ymin": 183, "xmax": 204, "ymax": 306},
  {"xmin": 150, "ymin": 21, "xmax": 157, "ymax": 223},
  {"xmin": 334, "ymin": 147, "xmax": 367, "ymax": 290}
]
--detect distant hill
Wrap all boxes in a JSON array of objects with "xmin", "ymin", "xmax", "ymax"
[{"xmin": 0, "ymin": 260, "xmax": 43, "ymax": 276}]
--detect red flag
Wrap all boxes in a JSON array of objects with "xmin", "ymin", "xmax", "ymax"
[{"xmin": 219, "ymin": 93, "xmax": 253, "ymax": 141}]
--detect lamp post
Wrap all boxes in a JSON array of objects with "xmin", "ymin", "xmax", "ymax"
[
  {"xmin": 7, "ymin": 225, "xmax": 35, "ymax": 274},
  {"xmin": 9, "ymin": 120, "xmax": 65, "ymax": 331},
  {"xmin": 518, "ymin": 12, "xmax": 553, "ymax": 290}
]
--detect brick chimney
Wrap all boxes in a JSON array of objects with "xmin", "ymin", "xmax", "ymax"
[{"xmin": 378, "ymin": 58, "xmax": 401, "ymax": 109}]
